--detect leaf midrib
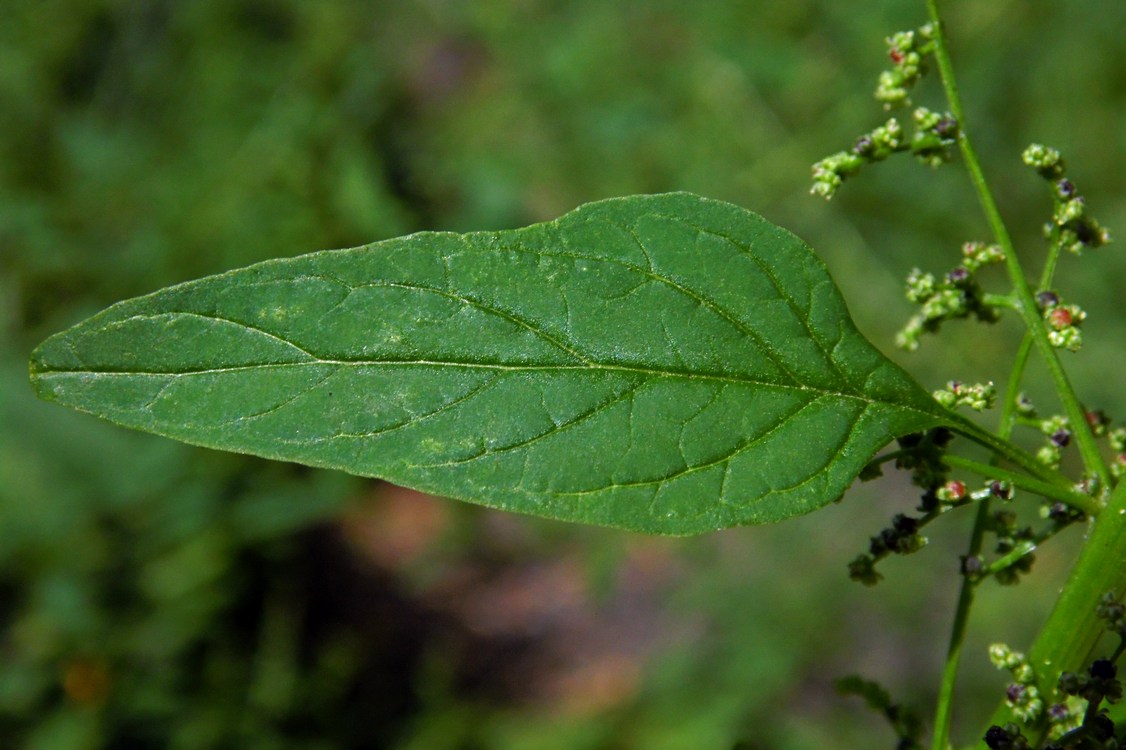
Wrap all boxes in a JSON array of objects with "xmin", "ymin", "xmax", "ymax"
[{"xmin": 33, "ymin": 358, "xmax": 940, "ymax": 418}]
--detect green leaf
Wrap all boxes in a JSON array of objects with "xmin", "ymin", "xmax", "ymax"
[{"xmin": 29, "ymin": 192, "xmax": 947, "ymax": 534}]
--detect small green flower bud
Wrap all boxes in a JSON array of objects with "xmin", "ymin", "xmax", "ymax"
[
  {"xmin": 895, "ymin": 315, "xmax": 925, "ymax": 351},
  {"xmin": 905, "ymin": 268, "xmax": 937, "ymax": 302},
  {"xmin": 811, "ymin": 150, "xmax": 866, "ymax": 199},
  {"xmin": 933, "ymin": 389, "xmax": 956, "ymax": 409},
  {"xmin": 989, "ymin": 643, "xmax": 1014, "ymax": 668},
  {"xmin": 1047, "ymin": 326, "xmax": 1082, "ymax": 351},
  {"xmin": 876, "ymin": 70, "xmax": 911, "ymax": 108},
  {"xmin": 1055, "ymin": 197, "xmax": 1086, "ymax": 225},
  {"xmin": 961, "ymin": 241, "xmax": 1004, "ymax": 271},
  {"xmin": 1037, "ymin": 444, "xmax": 1062, "ymax": 468},
  {"xmin": 934, "ymin": 380, "xmax": 996, "ymax": 411},
  {"xmin": 871, "ymin": 118, "xmax": 904, "ymax": 152},
  {"xmin": 1110, "ymin": 428, "xmax": 1126, "ymax": 453},
  {"xmin": 1022, "ymin": 143, "xmax": 1065, "ymax": 179},
  {"xmin": 1015, "ymin": 392, "xmax": 1037, "ymax": 418}
]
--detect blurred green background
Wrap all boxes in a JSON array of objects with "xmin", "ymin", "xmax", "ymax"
[{"xmin": 2, "ymin": 1, "xmax": 1124, "ymax": 748}]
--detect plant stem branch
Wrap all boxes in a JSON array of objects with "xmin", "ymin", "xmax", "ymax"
[
  {"xmin": 932, "ymin": 499, "xmax": 989, "ymax": 750},
  {"xmin": 946, "ymin": 414, "xmax": 1068, "ymax": 488},
  {"xmin": 924, "ymin": 0, "xmax": 1112, "ymax": 493},
  {"xmin": 942, "ymin": 455, "xmax": 1098, "ymax": 515}
]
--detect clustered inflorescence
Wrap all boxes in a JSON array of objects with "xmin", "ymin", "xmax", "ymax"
[
  {"xmin": 810, "ymin": 23, "xmax": 959, "ymax": 200},
  {"xmin": 985, "ymin": 593, "xmax": 1126, "ymax": 749},
  {"xmin": 811, "ymin": 17, "xmax": 1121, "ymax": 750},
  {"xmin": 817, "ymin": 21, "xmax": 1120, "ymax": 592}
]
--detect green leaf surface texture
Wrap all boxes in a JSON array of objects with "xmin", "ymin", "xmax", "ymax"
[{"xmin": 30, "ymin": 193, "xmax": 947, "ymax": 534}]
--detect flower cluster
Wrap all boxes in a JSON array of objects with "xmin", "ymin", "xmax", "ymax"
[
  {"xmin": 911, "ymin": 106, "xmax": 959, "ymax": 166},
  {"xmin": 983, "ymin": 723, "xmax": 1031, "ymax": 750},
  {"xmin": 811, "ymin": 119, "xmax": 904, "ymax": 199},
  {"xmin": 896, "ymin": 428, "xmax": 954, "ymax": 512},
  {"xmin": 809, "ymin": 24, "xmax": 956, "ymax": 200},
  {"xmin": 989, "ymin": 643, "xmax": 1044, "ymax": 722},
  {"xmin": 849, "ymin": 512, "xmax": 928, "ymax": 586},
  {"xmin": 896, "ymin": 242, "xmax": 1004, "ymax": 350},
  {"xmin": 1036, "ymin": 290, "xmax": 1087, "ymax": 352},
  {"xmin": 875, "ymin": 24, "xmax": 937, "ymax": 108},
  {"xmin": 933, "ymin": 380, "xmax": 996, "ymax": 411},
  {"xmin": 810, "ymin": 110, "xmax": 959, "ymax": 199},
  {"xmin": 1058, "ymin": 659, "xmax": 1123, "ymax": 706},
  {"xmin": 848, "ymin": 429, "xmax": 956, "ymax": 585},
  {"xmin": 1110, "ymin": 427, "xmax": 1126, "ymax": 479},
  {"xmin": 1023, "ymin": 144, "xmax": 1112, "ymax": 255},
  {"xmin": 1035, "ymin": 415, "xmax": 1073, "ymax": 469}
]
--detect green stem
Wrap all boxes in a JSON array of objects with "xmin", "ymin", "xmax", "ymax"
[
  {"xmin": 946, "ymin": 414, "xmax": 1070, "ymax": 489},
  {"xmin": 975, "ymin": 478, "xmax": 1126, "ymax": 748},
  {"xmin": 998, "ymin": 340, "xmax": 1035, "ymax": 450},
  {"xmin": 932, "ymin": 500, "xmax": 990, "ymax": 750},
  {"xmin": 982, "ymin": 293, "xmax": 1018, "ymax": 311},
  {"xmin": 923, "ymin": 7, "xmax": 1114, "ymax": 746},
  {"xmin": 1038, "ymin": 220, "xmax": 1065, "ymax": 291},
  {"xmin": 924, "ymin": 0, "xmax": 1112, "ymax": 493},
  {"xmin": 994, "ymin": 222, "xmax": 1063, "ymax": 443},
  {"xmin": 943, "ymin": 455, "xmax": 1098, "ymax": 515},
  {"xmin": 981, "ymin": 522, "xmax": 1072, "ymax": 580}
]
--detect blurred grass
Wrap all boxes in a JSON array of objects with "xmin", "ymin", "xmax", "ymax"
[{"xmin": 1, "ymin": 1, "xmax": 1123, "ymax": 748}]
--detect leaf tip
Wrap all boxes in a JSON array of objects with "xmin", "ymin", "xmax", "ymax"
[{"xmin": 28, "ymin": 341, "xmax": 60, "ymax": 403}]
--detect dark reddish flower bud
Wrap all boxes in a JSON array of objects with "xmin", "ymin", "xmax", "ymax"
[
  {"xmin": 890, "ymin": 48, "xmax": 905, "ymax": 64},
  {"xmin": 934, "ymin": 116, "xmax": 959, "ymax": 138},
  {"xmin": 1048, "ymin": 307, "xmax": 1072, "ymax": 329},
  {"xmin": 1050, "ymin": 428, "xmax": 1072, "ymax": 448},
  {"xmin": 946, "ymin": 266, "xmax": 970, "ymax": 284},
  {"xmin": 943, "ymin": 480, "xmax": 966, "ymax": 501}
]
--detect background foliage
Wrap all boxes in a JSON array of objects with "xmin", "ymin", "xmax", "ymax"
[{"xmin": 2, "ymin": 1, "xmax": 1123, "ymax": 747}]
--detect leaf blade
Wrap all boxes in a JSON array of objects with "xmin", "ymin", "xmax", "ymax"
[{"xmin": 30, "ymin": 192, "xmax": 947, "ymax": 534}]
